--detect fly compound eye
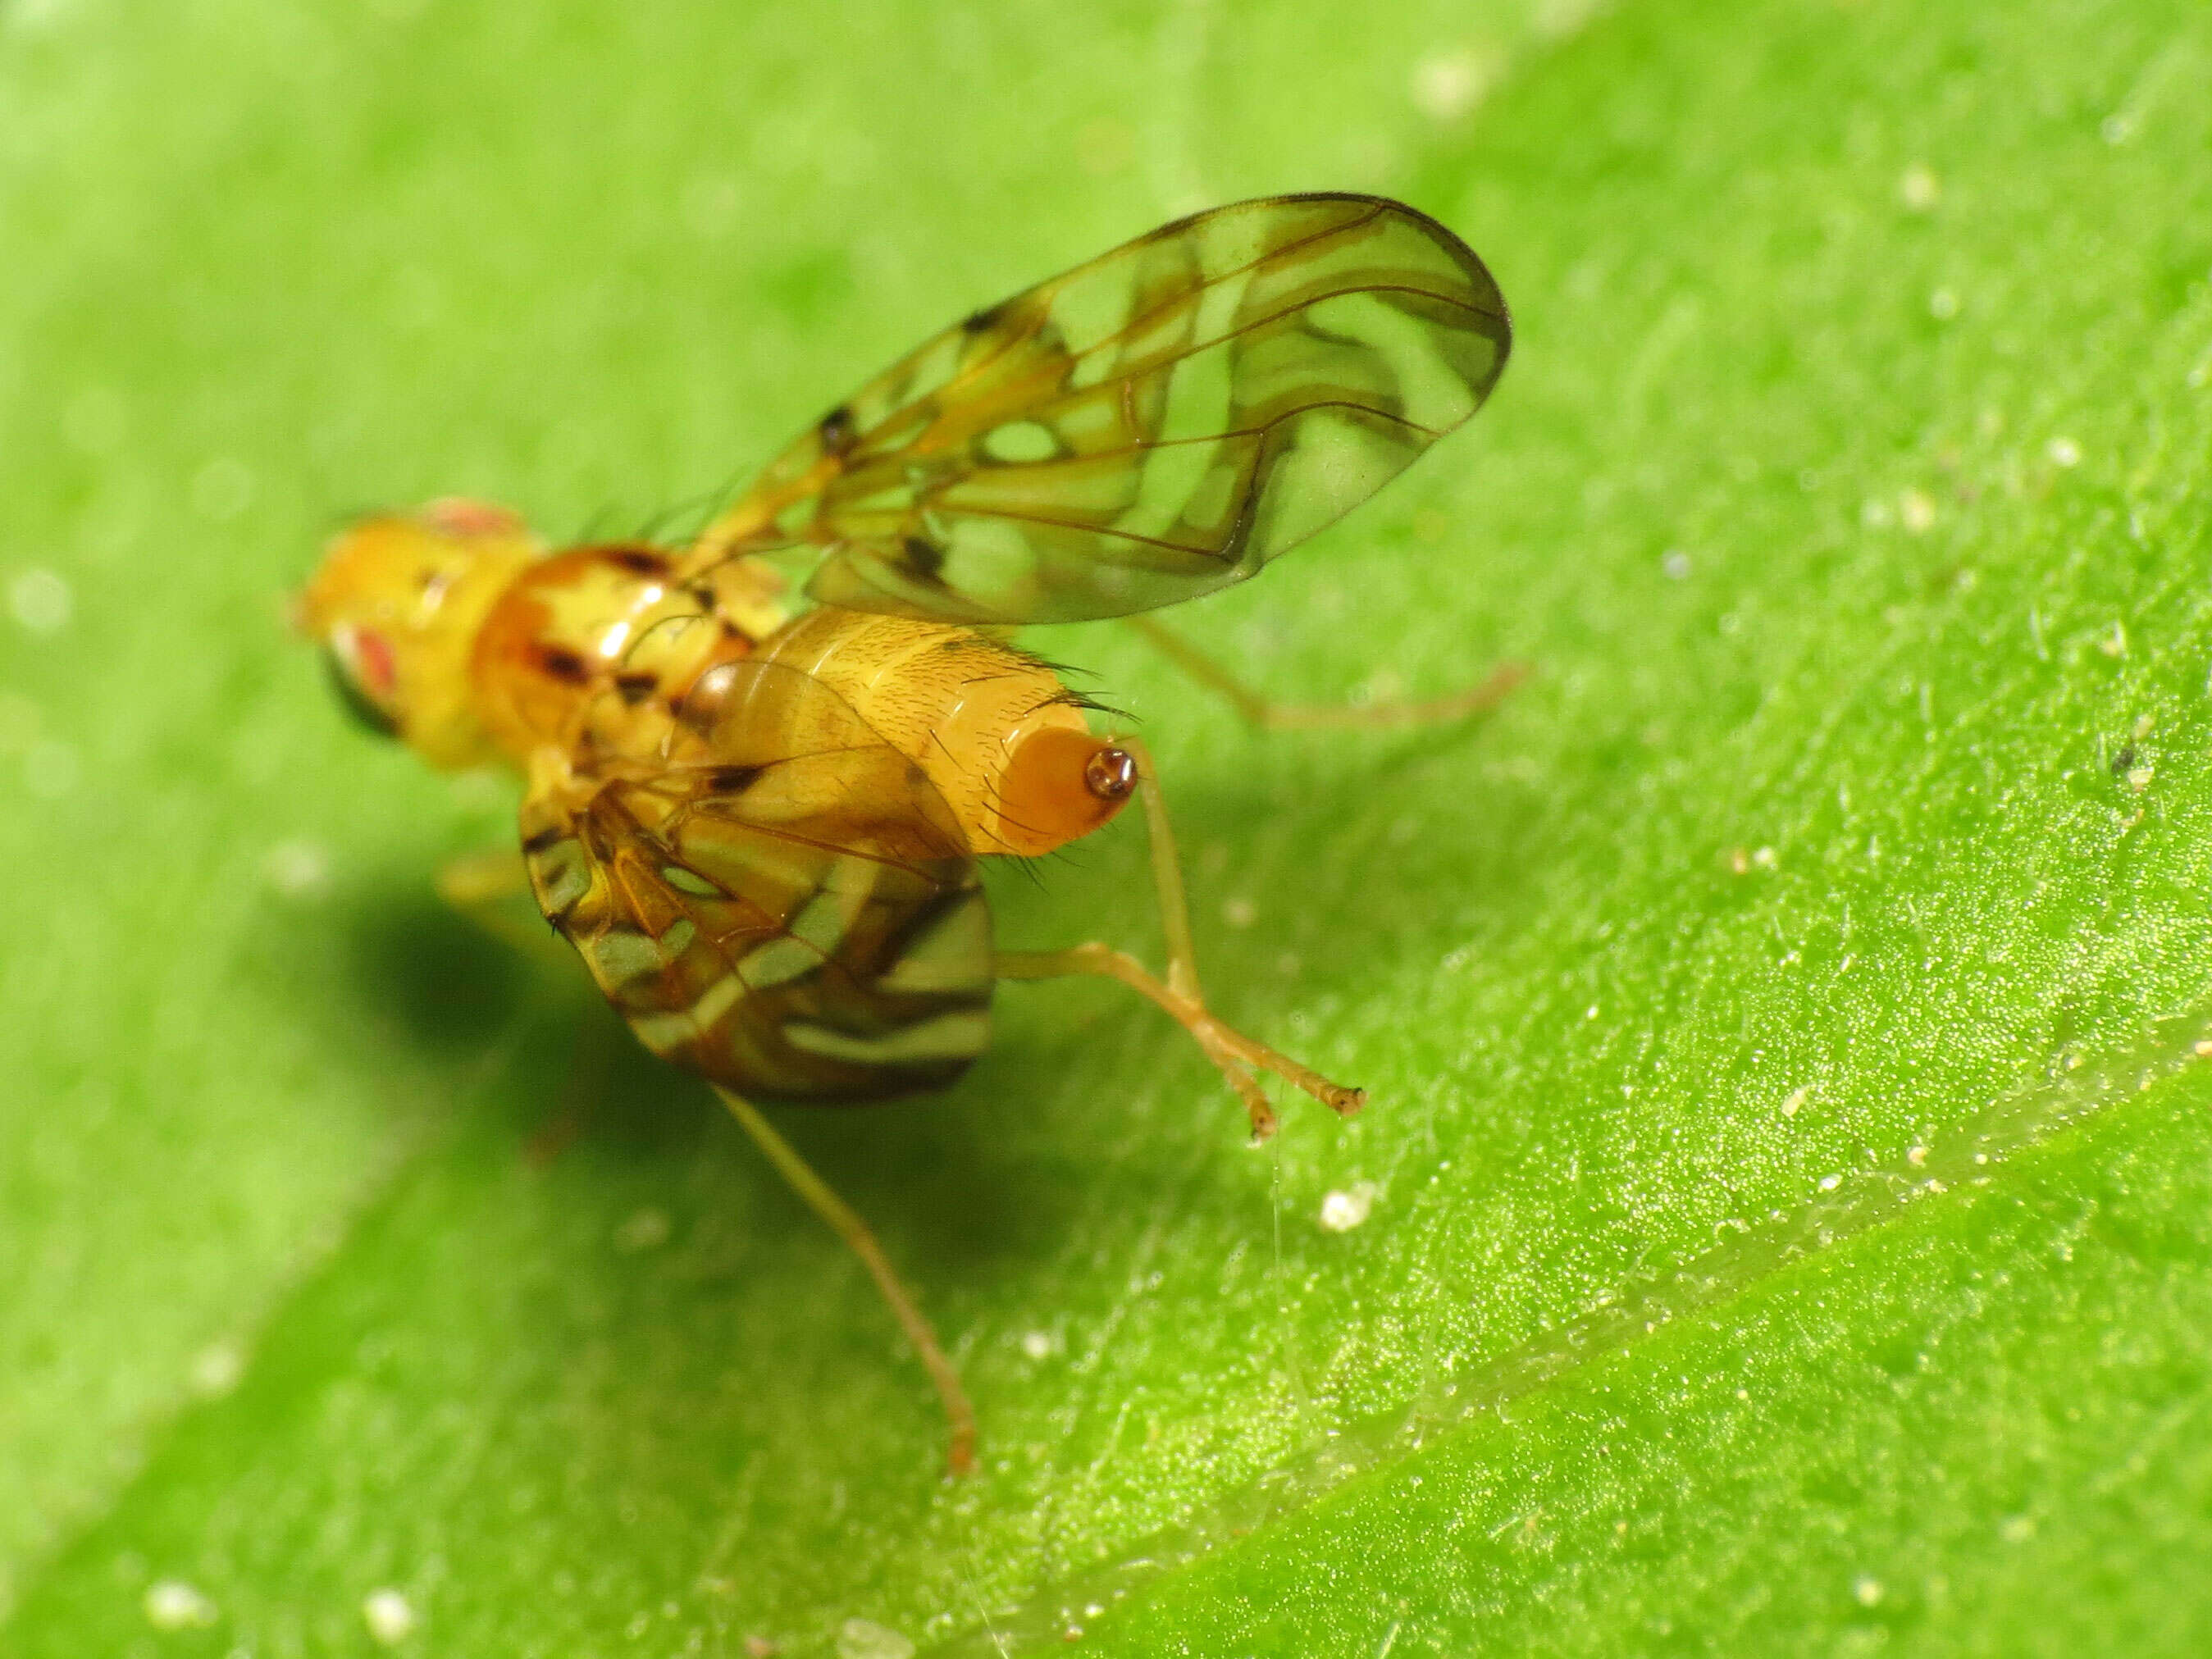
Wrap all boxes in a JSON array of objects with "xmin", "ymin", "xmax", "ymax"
[
  {"xmin": 322, "ymin": 643, "xmax": 400, "ymax": 739},
  {"xmin": 322, "ymin": 622, "xmax": 402, "ymax": 740},
  {"xmin": 1084, "ymin": 745, "xmax": 1137, "ymax": 800}
]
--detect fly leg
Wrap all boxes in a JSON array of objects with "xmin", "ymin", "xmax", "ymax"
[
  {"xmin": 715, "ymin": 1087, "xmax": 978, "ymax": 1480},
  {"xmin": 437, "ymin": 848, "xmax": 609, "ymax": 1160},
  {"xmin": 995, "ymin": 736, "xmax": 1364, "ymax": 1143},
  {"xmin": 436, "ymin": 848, "xmax": 572, "ymax": 965},
  {"xmin": 1125, "ymin": 613, "xmax": 1526, "ymax": 732}
]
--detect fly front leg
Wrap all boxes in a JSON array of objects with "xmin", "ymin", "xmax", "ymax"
[
  {"xmin": 1126, "ymin": 613, "xmax": 1526, "ymax": 732},
  {"xmin": 996, "ymin": 735, "xmax": 1364, "ymax": 1143},
  {"xmin": 436, "ymin": 848, "xmax": 572, "ymax": 965}
]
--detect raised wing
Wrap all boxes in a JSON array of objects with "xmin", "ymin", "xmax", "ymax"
[
  {"xmin": 687, "ymin": 193, "xmax": 1510, "ymax": 624},
  {"xmin": 521, "ymin": 661, "xmax": 994, "ymax": 1101}
]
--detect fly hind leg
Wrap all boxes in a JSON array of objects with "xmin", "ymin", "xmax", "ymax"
[
  {"xmin": 1125, "ymin": 613, "xmax": 1526, "ymax": 732},
  {"xmin": 995, "ymin": 736, "xmax": 1363, "ymax": 1142}
]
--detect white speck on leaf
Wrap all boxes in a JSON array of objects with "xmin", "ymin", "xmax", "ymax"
[
  {"xmin": 263, "ymin": 839, "xmax": 332, "ymax": 897},
  {"xmin": 1854, "ymin": 1574, "xmax": 1884, "ymax": 1607},
  {"xmin": 8, "ymin": 567, "xmax": 72, "ymax": 633},
  {"xmin": 1899, "ymin": 162, "xmax": 1940, "ymax": 211},
  {"xmin": 1320, "ymin": 1181, "xmax": 1380, "ymax": 1233},
  {"xmin": 837, "ymin": 1617, "xmax": 915, "ymax": 1659},
  {"xmin": 144, "ymin": 1580, "xmax": 217, "ymax": 1630},
  {"xmin": 613, "ymin": 1208, "xmax": 671, "ymax": 1253},
  {"xmin": 189, "ymin": 1341, "xmax": 244, "ymax": 1397},
  {"xmin": 2047, "ymin": 435, "xmax": 2082, "ymax": 468},
  {"xmin": 363, "ymin": 1588, "xmax": 417, "ymax": 1644},
  {"xmin": 1409, "ymin": 46, "xmax": 1499, "ymax": 121}
]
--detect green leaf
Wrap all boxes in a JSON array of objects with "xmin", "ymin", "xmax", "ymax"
[{"xmin": 5, "ymin": 0, "xmax": 2210, "ymax": 1653}]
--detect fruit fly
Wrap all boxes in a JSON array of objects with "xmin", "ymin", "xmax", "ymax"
[{"xmin": 297, "ymin": 194, "xmax": 1514, "ymax": 1474}]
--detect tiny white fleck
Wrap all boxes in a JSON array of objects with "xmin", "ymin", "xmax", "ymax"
[
  {"xmin": 1899, "ymin": 489, "xmax": 1936, "ymax": 533},
  {"xmin": 24, "ymin": 738, "xmax": 80, "ymax": 799},
  {"xmin": 363, "ymin": 1588, "xmax": 417, "ymax": 1644},
  {"xmin": 1661, "ymin": 549, "xmax": 1692, "ymax": 580},
  {"xmin": 1083, "ymin": 1603, "xmax": 1105, "ymax": 1618},
  {"xmin": 1409, "ymin": 46, "xmax": 1498, "ymax": 122},
  {"xmin": 1928, "ymin": 286, "xmax": 1959, "ymax": 321},
  {"xmin": 1585, "ymin": 1005, "xmax": 1599, "ymax": 1019},
  {"xmin": 190, "ymin": 457, "xmax": 259, "ymax": 522},
  {"xmin": 613, "ymin": 1207, "xmax": 671, "ymax": 1253},
  {"xmin": 1781, "ymin": 1087, "xmax": 1808, "ymax": 1119},
  {"xmin": 8, "ymin": 567, "xmax": 73, "ymax": 633},
  {"xmin": 1906, "ymin": 1145, "xmax": 1928, "ymax": 1167},
  {"xmin": 189, "ymin": 1341, "xmax": 244, "ymax": 1397},
  {"xmin": 2098, "ymin": 621, "xmax": 2126, "ymax": 658},
  {"xmin": 837, "ymin": 1616, "xmax": 915, "ymax": 1659},
  {"xmin": 1898, "ymin": 162, "xmax": 1940, "ymax": 212},
  {"xmin": 262, "ymin": 839, "xmax": 332, "ymax": 897},
  {"xmin": 1319, "ymin": 1180, "xmax": 1380, "ymax": 1233},
  {"xmin": 1999, "ymin": 1514, "xmax": 2035, "ymax": 1543},
  {"xmin": 1854, "ymin": 1574, "xmax": 1884, "ymax": 1607},
  {"xmin": 1751, "ymin": 846, "xmax": 1777, "ymax": 869},
  {"xmin": 1019, "ymin": 1330, "xmax": 1053, "ymax": 1361},
  {"xmin": 1817, "ymin": 1173, "xmax": 1844, "ymax": 1192},
  {"xmin": 2126, "ymin": 766, "xmax": 2152, "ymax": 791},
  {"xmin": 1221, "ymin": 896, "xmax": 1257, "ymax": 929},
  {"xmin": 2047, "ymin": 436, "xmax": 2082, "ymax": 468},
  {"xmin": 1735, "ymin": 1387, "xmax": 1749, "ymax": 1400},
  {"xmin": 144, "ymin": 1580, "xmax": 218, "ymax": 1630}
]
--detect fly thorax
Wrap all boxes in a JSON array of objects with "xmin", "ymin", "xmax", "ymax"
[
  {"xmin": 759, "ymin": 608, "xmax": 1135, "ymax": 857},
  {"xmin": 469, "ymin": 547, "xmax": 789, "ymax": 768}
]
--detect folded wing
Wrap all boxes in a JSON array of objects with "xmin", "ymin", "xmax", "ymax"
[{"xmin": 521, "ymin": 662, "xmax": 993, "ymax": 1101}]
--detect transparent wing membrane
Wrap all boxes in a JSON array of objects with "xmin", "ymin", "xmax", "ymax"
[{"xmin": 689, "ymin": 194, "xmax": 1510, "ymax": 624}]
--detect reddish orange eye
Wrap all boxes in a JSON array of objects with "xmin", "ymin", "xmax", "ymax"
[{"xmin": 352, "ymin": 627, "xmax": 398, "ymax": 695}]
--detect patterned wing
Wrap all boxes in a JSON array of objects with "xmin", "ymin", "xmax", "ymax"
[
  {"xmin": 687, "ymin": 193, "xmax": 1510, "ymax": 624},
  {"xmin": 522, "ymin": 662, "xmax": 994, "ymax": 1102}
]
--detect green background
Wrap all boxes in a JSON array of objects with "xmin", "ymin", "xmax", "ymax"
[{"xmin": 5, "ymin": 0, "xmax": 2212, "ymax": 1652}]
